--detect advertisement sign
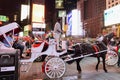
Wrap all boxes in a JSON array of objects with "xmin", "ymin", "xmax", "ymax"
[
  {"xmin": 66, "ymin": 9, "xmax": 83, "ymax": 36},
  {"xmin": 0, "ymin": 15, "xmax": 8, "ymax": 22},
  {"xmin": 32, "ymin": 23, "xmax": 45, "ymax": 34},
  {"xmin": 66, "ymin": 12, "xmax": 72, "ymax": 36},
  {"xmin": 71, "ymin": 9, "xmax": 81, "ymax": 36},
  {"xmin": 55, "ymin": 0, "xmax": 64, "ymax": 9},
  {"xmin": 32, "ymin": 4, "xmax": 45, "ymax": 35},
  {"xmin": 32, "ymin": 4, "xmax": 45, "ymax": 23},
  {"xmin": 32, "ymin": 23, "xmax": 45, "ymax": 28},
  {"xmin": 104, "ymin": 4, "xmax": 120, "ymax": 26},
  {"xmin": 21, "ymin": 5, "xmax": 30, "ymax": 21},
  {"xmin": 58, "ymin": 10, "xmax": 66, "ymax": 17}
]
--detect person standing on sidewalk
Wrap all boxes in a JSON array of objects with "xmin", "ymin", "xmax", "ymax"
[{"xmin": 53, "ymin": 18, "xmax": 63, "ymax": 50}]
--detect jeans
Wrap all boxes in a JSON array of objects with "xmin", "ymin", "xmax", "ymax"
[{"xmin": 13, "ymin": 42, "xmax": 24, "ymax": 57}]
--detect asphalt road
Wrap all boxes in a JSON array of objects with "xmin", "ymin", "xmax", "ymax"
[{"xmin": 20, "ymin": 57, "xmax": 120, "ymax": 80}]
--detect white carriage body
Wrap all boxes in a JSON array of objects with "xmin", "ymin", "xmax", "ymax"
[
  {"xmin": 0, "ymin": 22, "xmax": 68, "ymax": 78},
  {"xmin": 0, "ymin": 22, "xmax": 67, "ymax": 62},
  {"xmin": 0, "ymin": 22, "xmax": 19, "ymax": 48}
]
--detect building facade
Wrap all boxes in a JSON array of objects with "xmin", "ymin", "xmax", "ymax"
[
  {"xmin": 105, "ymin": 0, "xmax": 120, "ymax": 37},
  {"xmin": 106, "ymin": 0, "xmax": 120, "ymax": 9},
  {"xmin": 78, "ymin": 0, "xmax": 106, "ymax": 37}
]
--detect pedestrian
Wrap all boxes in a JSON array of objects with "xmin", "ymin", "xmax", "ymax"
[
  {"xmin": 117, "ymin": 38, "xmax": 120, "ymax": 67},
  {"xmin": 53, "ymin": 18, "xmax": 63, "ymax": 50},
  {"xmin": 3, "ymin": 32, "xmax": 24, "ymax": 58}
]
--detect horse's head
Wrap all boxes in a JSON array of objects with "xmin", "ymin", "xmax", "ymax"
[{"xmin": 103, "ymin": 32, "xmax": 116, "ymax": 45}]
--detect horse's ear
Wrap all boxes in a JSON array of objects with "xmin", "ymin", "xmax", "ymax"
[{"xmin": 104, "ymin": 32, "xmax": 114, "ymax": 42}]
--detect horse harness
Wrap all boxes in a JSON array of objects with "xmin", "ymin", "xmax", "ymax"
[{"xmin": 74, "ymin": 41, "xmax": 107, "ymax": 56}]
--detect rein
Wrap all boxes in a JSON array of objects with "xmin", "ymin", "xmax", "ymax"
[{"xmin": 64, "ymin": 49, "xmax": 108, "ymax": 62}]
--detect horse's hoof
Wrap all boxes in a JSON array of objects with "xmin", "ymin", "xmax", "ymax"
[
  {"xmin": 78, "ymin": 74, "xmax": 82, "ymax": 78},
  {"xmin": 95, "ymin": 69, "xmax": 98, "ymax": 72},
  {"xmin": 78, "ymin": 70, "xmax": 81, "ymax": 74},
  {"xmin": 105, "ymin": 70, "xmax": 108, "ymax": 73}
]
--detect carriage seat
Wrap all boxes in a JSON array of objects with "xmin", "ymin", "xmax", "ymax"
[
  {"xmin": 22, "ymin": 41, "xmax": 49, "ymax": 59},
  {"xmin": 32, "ymin": 41, "xmax": 49, "ymax": 52}
]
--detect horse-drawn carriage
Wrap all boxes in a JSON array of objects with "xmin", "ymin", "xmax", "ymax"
[
  {"xmin": 0, "ymin": 22, "xmax": 118, "ymax": 79},
  {"xmin": 0, "ymin": 22, "xmax": 68, "ymax": 78}
]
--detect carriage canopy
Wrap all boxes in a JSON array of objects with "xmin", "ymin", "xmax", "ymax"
[{"xmin": 0, "ymin": 22, "xmax": 19, "ymax": 35}]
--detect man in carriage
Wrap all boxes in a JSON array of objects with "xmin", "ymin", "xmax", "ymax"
[
  {"xmin": 0, "ymin": 22, "xmax": 31, "ymax": 59},
  {"xmin": 0, "ymin": 25, "xmax": 25, "ymax": 59}
]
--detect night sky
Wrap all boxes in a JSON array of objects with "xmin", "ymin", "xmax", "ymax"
[{"xmin": 0, "ymin": 0, "xmax": 20, "ymax": 14}]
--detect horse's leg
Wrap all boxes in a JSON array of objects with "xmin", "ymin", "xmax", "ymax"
[
  {"xmin": 96, "ymin": 57, "xmax": 100, "ymax": 71},
  {"xmin": 102, "ymin": 55, "xmax": 108, "ymax": 72},
  {"xmin": 76, "ymin": 59, "xmax": 82, "ymax": 73}
]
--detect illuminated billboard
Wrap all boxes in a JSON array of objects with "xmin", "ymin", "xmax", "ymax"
[
  {"xmin": 66, "ymin": 9, "xmax": 83, "ymax": 36},
  {"xmin": 32, "ymin": 23, "xmax": 45, "ymax": 28},
  {"xmin": 32, "ymin": 22, "xmax": 45, "ymax": 35},
  {"xmin": 32, "ymin": 4, "xmax": 45, "ymax": 23},
  {"xmin": 66, "ymin": 12, "xmax": 72, "ymax": 36},
  {"xmin": 0, "ymin": 15, "xmax": 8, "ymax": 22},
  {"xmin": 21, "ymin": 5, "xmax": 30, "ymax": 21},
  {"xmin": 104, "ymin": 4, "xmax": 120, "ymax": 26},
  {"xmin": 55, "ymin": 0, "xmax": 64, "ymax": 9},
  {"xmin": 58, "ymin": 10, "xmax": 66, "ymax": 17}
]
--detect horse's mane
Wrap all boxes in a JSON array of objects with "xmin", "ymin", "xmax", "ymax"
[{"xmin": 102, "ymin": 32, "xmax": 115, "ymax": 45}]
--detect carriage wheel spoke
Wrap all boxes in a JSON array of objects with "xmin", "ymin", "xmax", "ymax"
[
  {"xmin": 45, "ymin": 57, "xmax": 66, "ymax": 78},
  {"xmin": 106, "ymin": 51, "xmax": 118, "ymax": 65}
]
